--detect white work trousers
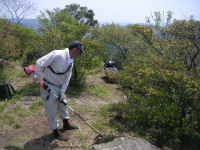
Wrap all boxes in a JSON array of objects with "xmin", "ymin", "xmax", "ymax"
[{"xmin": 40, "ymin": 83, "xmax": 70, "ymax": 130}]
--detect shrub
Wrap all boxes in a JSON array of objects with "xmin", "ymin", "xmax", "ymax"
[{"xmin": 112, "ymin": 58, "xmax": 200, "ymax": 149}]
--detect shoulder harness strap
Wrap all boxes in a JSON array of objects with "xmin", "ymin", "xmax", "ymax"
[{"xmin": 48, "ymin": 63, "xmax": 72, "ymax": 75}]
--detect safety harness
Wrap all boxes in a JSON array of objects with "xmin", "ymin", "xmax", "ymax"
[{"xmin": 48, "ymin": 63, "xmax": 72, "ymax": 75}]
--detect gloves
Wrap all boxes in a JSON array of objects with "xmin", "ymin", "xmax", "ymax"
[
  {"xmin": 61, "ymin": 93, "xmax": 65, "ymax": 101},
  {"xmin": 33, "ymin": 75, "xmax": 44, "ymax": 88},
  {"xmin": 33, "ymin": 74, "xmax": 39, "ymax": 83},
  {"xmin": 58, "ymin": 92, "xmax": 65, "ymax": 101},
  {"xmin": 60, "ymin": 93, "xmax": 65, "ymax": 100},
  {"xmin": 33, "ymin": 75, "xmax": 42, "ymax": 83}
]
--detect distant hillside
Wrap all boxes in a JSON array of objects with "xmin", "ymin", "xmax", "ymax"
[
  {"xmin": 20, "ymin": 18, "xmax": 39, "ymax": 30},
  {"xmin": 99, "ymin": 22, "xmax": 147, "ymax": 27},
  {"xmin": 11, "ymin": 18, "xmax": 146, "ymax": 30},
  {"xmin": 6, "ymin": 18, "xmax": 39, "ymax": 30}
]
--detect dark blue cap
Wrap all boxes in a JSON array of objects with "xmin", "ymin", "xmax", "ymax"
[{"xmin": 69, "ymin": 41, "xmax": 85, "ymax": 54}]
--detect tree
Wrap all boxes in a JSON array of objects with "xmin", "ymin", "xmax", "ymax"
[
  {"xmin": 167, "ymin": 20, "xmax": 200, "ymax": 72},
  {"xmin": 129, "ymin": 11, "xmax": 200, "ymax": 73},
  {"xmin": 0, "ymin": 0, "xmax": 37, "ymax": 23},
  {"xmin": 38, "ymin": 8, "xmax": 90, "ymax": 50},
  {"xmin": 37, "ymin": 8, "xmax": 102, "ymax": 93},
  {"xmin": 94, "ymin": 23, "xmax": 139, "ymax": 69},
  {"xmin": 61, "ymin": 3, "xmax": 98, "ymax": 26}
]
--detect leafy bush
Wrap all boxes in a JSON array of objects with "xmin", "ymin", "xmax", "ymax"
[
  {"xmin": 21, "ymin": 44, "xmax": 44, "ymax": 67},
  {"xmin": 0, "ymin": 18, "xmax": 42, "ymax": 69},
  {"xmin": 112, "ymin": 58, "xmax": 200, "ymax": 149},
  {"xmin": 112, "ymin": 15, "xmax": 200, "ymax": 149},
  {"xmin": 0, "ymin": 20, "xmax": 21, "ymax": 60}
]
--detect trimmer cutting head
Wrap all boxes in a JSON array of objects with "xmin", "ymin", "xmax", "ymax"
[{"xmin": 94, "ymin": 134, "xmax": 104, "ymax": 144}]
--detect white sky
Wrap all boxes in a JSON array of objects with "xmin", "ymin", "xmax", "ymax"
[{"xmin": 30, "ymin": 0, "xmax": 200, "ymax": 23}]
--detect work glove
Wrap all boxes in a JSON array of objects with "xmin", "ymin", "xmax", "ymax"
[
  {"xmin": 33, "ymin": 75, "xmax": 43, "ymax": 87},
  {"xmin": 33, "ymin": 74, "xmax": 39, "ymax": 82},
  {"xmin": 58, "ymin": 92, "xmax": 65, "ymax": 101}
]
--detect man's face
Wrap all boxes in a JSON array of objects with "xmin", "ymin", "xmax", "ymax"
[{"xmin": 71, "ymin": 48, "xmax": 81, "ymax": 59}]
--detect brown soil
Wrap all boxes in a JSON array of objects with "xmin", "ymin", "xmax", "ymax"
[{"xmin": 0, "ymin": 72, "xmax": 124, "ymax": 150}]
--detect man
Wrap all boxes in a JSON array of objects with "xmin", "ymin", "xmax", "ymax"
[{"xmin": 34, "ymin": 41, "xmax": 85, "ymax": 141}]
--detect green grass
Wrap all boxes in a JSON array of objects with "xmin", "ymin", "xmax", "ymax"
[
  {"xmin": 0, "ymin": 68, "xmax": 7, "ymax": 82},
  {"xmin": 29, "ymin": 98, "xmax": 42, "ymax": 113},
  {"xmin": 3, "ymin": 145, "xmax": 23, "ymax": 150},
  {"xmin": 0, "ymin": 103, "xmax": 27, "ymax": 129},
  {"xmin": 0, "ymin": 114, "xmax": 15, "ymax": 127},
  {"xmin": 0, "ymin": 97, "xmax": 42, "ymax": 129},
  {"xmin": 92, "ymin": 105, "xmax": 111, "ymax": 132},
  {"xmin": 88, "ymin": 104, "xmax": 122, "ymax": 144},
  {"xmin": 67, "ymin": 100, "xmax": 118, "ymax": 143},
  {"xmin": 16, "ymin": 82, "xmax": 39, "ymax": 97},
  {"xmin": 9, "ymin": 104, "xmax": 28, "ymax": 118},
  {"xmin": 79, "ymin": 130, "xmax": 88, "ymax": 150},
  {"xmin": 0, "ymin": 101, "xmax": 9, "ymax": 112},
  {"xmin": 70, "ymin": 99, "xmax": 121, "ymax": 141},
  {"xmin": 13, "ymin": 123, "xmax": 22, "ymax": 129},
  {"xmin": 86, "ymin": 84, "xmax": 110, "ymax": 99}
]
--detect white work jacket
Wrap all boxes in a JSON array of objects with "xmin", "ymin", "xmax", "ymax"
[{"xmin": 35, "ymin": 48, "xmax": 73, "ymax": 94}]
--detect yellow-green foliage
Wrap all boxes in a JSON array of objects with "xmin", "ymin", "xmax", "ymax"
[
  {"xmin": 110, "ymin": 13, "xmax": 200, "ymax": 149},
  {"xmin": 129, "ymin": 14, "xmax": 200, "ymax": 73},
  {"xmin": 114, "ymin": 58, "xmax": 200, "ymax": 149}
]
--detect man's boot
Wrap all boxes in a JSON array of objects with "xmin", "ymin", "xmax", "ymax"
[
  {"xmin": 53, "ymin": 128, "xmax": 69, "ymax": 141},
  {"xmin": 63, "ymin": 119, "xmax": 78, "ymax": 131}
]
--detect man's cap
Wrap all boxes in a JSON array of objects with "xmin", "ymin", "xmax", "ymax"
[{"xmin": 69, "ymin": 41, "xmax": 85, "ymax": 54}]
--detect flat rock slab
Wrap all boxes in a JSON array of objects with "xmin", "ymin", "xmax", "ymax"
[{"xmin": 92, "ymin": 136, "xmax": 160, "ymax": 150}]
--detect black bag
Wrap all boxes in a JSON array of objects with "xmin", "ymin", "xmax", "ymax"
[{"xmin": 0, "ymin": 82, "xmax": 16, "ymax": 100}]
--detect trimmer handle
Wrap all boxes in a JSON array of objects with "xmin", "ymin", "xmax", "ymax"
[
  {"xmin": 42, "ymin": 83, "xmax": 51, "ymax": 93},
  {"xmin": 41, "ymin": 82, "xmax": 65, "ymax": 102}
]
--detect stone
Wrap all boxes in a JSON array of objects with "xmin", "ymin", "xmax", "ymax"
[{"xmin": 92, "ymin": 136, "xmax": 160, "ymax": 150}]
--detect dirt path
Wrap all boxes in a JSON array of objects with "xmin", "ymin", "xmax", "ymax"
[{"xmin": 0, "ymin": 73, "xmax": 124, "ymax": 150}]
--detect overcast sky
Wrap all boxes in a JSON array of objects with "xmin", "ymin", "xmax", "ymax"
[{"xmin": 30, "ymin": 0, "xmax": 200, "ymax": 23}]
